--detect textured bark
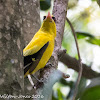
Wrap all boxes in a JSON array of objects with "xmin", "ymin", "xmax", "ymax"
[
  {"xmin": 0, "ymin": 0, "xmax": 24, "ymax": 99},
  {"xmin": 22, "ymin": 0, "xmax": 40, "ymax": 45},
  {"xmin": 0, "ymin": 0, "xmax": 40, "ymax": 99},
  {"xmin": 60, "ymin": 53, "xmax": 100, "ymax": 79},
  {"xmin": 22, "ymin": 0, "xmax": 40, "ymax": 98},
  {"xmin": 52, "ymin": 0, "xmax": 68, "ymax": 66}
]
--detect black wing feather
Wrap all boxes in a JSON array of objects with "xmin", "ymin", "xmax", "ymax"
[{"xmin": 24, "ymin": 42, "xmax": 49, "ymax": 75}]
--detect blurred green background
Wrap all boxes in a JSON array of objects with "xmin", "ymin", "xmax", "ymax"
[{"xmin": 40, "ymin": 0, "xmax": 100, "ymax": 100}]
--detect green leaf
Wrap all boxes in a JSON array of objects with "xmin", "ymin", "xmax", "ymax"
[
  {"xmin": 40, "ymin": 0, "xmax": 51, "ymax": 10},
  {"xmin": 86, "ymin": 38, "xmax": 100, "ymax": 46},
  {"xmin": 91, "ymin": 0, "xmax": 97, "ymax": 1},
  {"xmin": 76, "ymin": 31, "xmax": 100, "ymax": 46},
  {"xmin": 76, "ymin": 31, "xmax": 94, "ymax": 39},
  {"xmin": 97, "ymin": 0, "xmax": 100, "ymax": 7},
  {"xmin": 57, "ymin": 89, "xmax": 64, "ymax": 100},
  {"xmin": 80, "ymin": 77, "xmax": 100, "ymax": 100},
  {"xmin": 80, "ymin": 85, "xmax": 100, "ymax": 100},
  {"xmin": 91, "ymin": 0, "xmax": 100, "ymax": 7}
]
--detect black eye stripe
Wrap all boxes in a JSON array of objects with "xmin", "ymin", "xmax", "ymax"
[
  {"xmin": 52, "ymin": 17, "xmax": 56, "ymax": 22},
  {"xmin": 43, "ymin": 16, "xmax": 46, "ymax": 20},
  {"xmin": 43, "ymin": 16, "xmax": 56, "ymax": 22}
]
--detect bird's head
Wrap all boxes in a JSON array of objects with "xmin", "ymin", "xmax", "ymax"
[
  {"xmin": 43, "ymin": 12, "xmax": 56, "ymax": 23},
  {"xmin": 41, "ymin": 12, "xmax": 56, "ymax": 37}
]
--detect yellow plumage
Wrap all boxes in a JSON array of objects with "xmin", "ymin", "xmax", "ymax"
[{"xmin": 23, "ymin": 12, "xmax": 56, "ymax": 77}]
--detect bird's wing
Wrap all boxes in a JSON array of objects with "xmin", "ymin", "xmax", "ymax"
[
  {"xmin": 23, "ymin": 35, "xmax": 50, "ymax": 76},
  {"xmin": 24, "ymin": 42, "xmax": 49, "ymax": 75}
]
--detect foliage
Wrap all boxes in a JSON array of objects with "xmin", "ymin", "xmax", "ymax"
[
  {"xmin": 92, "ymin": 0, "xmax": 100, "ymax": 6},
  {"xmin": 40, "ymin": 0, "xmax": 51, "ymax": 10},
  {"xmin": 86, "ymin": 37, "xmax": 100, "ymax": 46},
  {"xmin": 76, "ymin": 31, "xmax": 94, "ymax": 39},
  {"xmin": 76, "ymin": 31, "xmax": 100, "ymax": 46},
  {"xmin": 80, "ymin": 78, "xmax": 100, "ymax": 100}
]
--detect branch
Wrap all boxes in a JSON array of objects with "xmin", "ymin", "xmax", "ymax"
[{"xmin": 59, "ymin": 53, "xmax": 100, "ymax": 79}]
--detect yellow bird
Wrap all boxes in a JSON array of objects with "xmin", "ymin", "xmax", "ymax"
[{"xmin": 23, "ymin": 12, "xmax": 56, "ymax": 77}]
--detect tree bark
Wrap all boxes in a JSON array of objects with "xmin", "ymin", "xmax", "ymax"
[
  {"xmin": 22, "ymin": 0, "xmax": 40, "ymax": 45},
  {"xmin": 59, "ymin": 53, "xmax": 100, "ymax": 79},
  {"xmin": 0, "ymin": 0, "xmax": 24, "ymax": 99},
  {"xmin": 23, "ymin": 0, "xmax": 40, "ymax": 98}
]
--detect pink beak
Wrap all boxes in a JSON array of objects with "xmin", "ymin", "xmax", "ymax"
[{"xmin": 47, "ymin": 12, "xmax": 52, "ymax": 19}]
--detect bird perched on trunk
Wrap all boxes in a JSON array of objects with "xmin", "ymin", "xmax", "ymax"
[{"xmin": 23, "ymin": 12, "xmax": 56, "ymax": 78}]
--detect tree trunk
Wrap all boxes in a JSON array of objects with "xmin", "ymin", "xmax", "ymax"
[
  {"xmin": 23, "ymin": 0, "xmax": 40, "ymax": 98},
  {"xmin": 0, "ymin": 0, "xmax": 24, "ymax": 99},
  {"xmin": 0, "ymin": 0, "xmax": 40, "ymax": 99},
  {"xmin": 22, "ymin": 0, "xmax": 40, "ymax": 45}
]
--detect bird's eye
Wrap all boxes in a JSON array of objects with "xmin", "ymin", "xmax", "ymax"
[
  {"xmin": 52, "ymin": 17, "xmax": 56, "ymax": 22},
  {"xmin": 43, "ymin": 16, "xmax": 46, "ymax": 20}
]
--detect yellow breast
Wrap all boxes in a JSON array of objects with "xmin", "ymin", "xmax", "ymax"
[{"xmin": 30, "ymin": 36, "xmax": 54, "ymax": 74}]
